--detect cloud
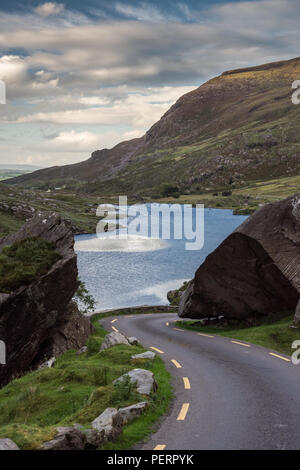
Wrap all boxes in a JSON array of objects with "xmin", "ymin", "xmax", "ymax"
[
  {"xmin": 0, "ymin": 0, "xmax": 300, "ymax": 166},
  {"xmin": 34, "ymin": 2, "xmax": 65, "ymax": 17},
  {"xmin": 4, "ymin": 86, "xmax": 194, "ymax": 125},
  {"xmin": 48, "ymin": 130, "xmax": 101, "ymax": 152},
  {"xmin": 114, "ymin": 2, "xmax": 174, "ymax": 22}
]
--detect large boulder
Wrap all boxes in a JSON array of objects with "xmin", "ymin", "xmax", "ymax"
[
  {"xmin": 0, "ymin": 213, "xmax": 94, "ymax": 386},
  {"xmin": 179, "ymin": 194, "xmax": 300, "ymax": 320},
  {"xmin": 114, "ymin": 369, "xmax": 158, "ymax": 396}
]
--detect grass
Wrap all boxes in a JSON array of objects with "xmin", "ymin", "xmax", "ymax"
[
  {"xmin": 93, "ymin": 305, "xmax": 177, "ymax": 319},
  {"xmin": 0, "ymin": 314, "xmax": 172, "ymax": 450},
  {"xmin": 0, "ymin": 237, "xmax": 61, "ymax": 293},
  {"xmin": 177, "ymin": 313, "xmax": 298, "ymax": 356}
]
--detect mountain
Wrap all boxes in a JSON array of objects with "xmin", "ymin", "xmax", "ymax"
[{"xmin": 6, "ymin": 57, "xmax": 300, "ymax": 197}]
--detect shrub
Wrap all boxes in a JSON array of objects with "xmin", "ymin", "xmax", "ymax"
[
  {"xmin": 161, "ymin": 183, "xmax": 180, "ymax": 197},
  {"xmin": 86, "ymin": 336, "xmax": 100, "ymax": 356},
  {"xmin": 221, "ymin": 190, "xmax": 232, "ymax": 197},
  {"xmin": 73, "ymin": 281, "xmax": 96, "ymax": 313},
  {"xmin": 0, "ymin": 237, "xmax": 60, "ymax": 293}
]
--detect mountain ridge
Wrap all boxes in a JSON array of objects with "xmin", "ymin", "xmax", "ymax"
[{"xmin": 6, "ymin": 56, "xmax": 300, "ymax": 196}]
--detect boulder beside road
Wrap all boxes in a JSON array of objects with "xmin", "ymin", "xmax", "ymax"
[{"xmin": 179, "ymin": 194, "xmax": 300, "ymax": 320}]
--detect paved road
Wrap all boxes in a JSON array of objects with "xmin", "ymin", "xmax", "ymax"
[{"xmin": 100, "ymin": 313, "xmax": 300, "ymax": 450}]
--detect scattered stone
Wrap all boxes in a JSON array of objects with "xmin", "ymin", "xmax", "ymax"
[
  {"xmin": 100, "ymin": 331, "xmax": 129, "ymax": 351},
  {"xmin": 76, "ymin": 346, "xmax": 87, "ymax": 355},
  {"xmin": 114, "ymin": 369, "xmax": 158, "ymax": 396},
  {"xmin": 119, "ymin": 402, "xmax": 148, "ymax": 425},
  {"xmin": 83, "ymin": 428, "xmax": 105, "ymax": 449},
  {"xmin": 127, "ymin": 337, "xmax": 139, "ymax": 346},
  {"xmin": 38, "ymin": 357, "xmax": 56, "ymax": 370},
  {"xmin": 0, "ymin": 438, "xmax": 20, "ymax": 450},
  {"xmin": 131, "ymin": 351, "xmax": 156, "ymax": 360},
  {"xmin": 91, "ymin": 408, "xmax": 123, "ymax": 441},
  {"xmin": 42, "ymin": 426, "xmax": 85, "ymax": 450}
]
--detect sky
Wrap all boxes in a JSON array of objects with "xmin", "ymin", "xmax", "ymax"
[{"xmin": 0, "ymin": 0, "xmax": 299, "ymax": 168}]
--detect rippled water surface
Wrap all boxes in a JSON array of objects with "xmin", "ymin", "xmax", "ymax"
[{"xmin": 75, "ymin": 206, "xmax": 247, "ymax": 310}]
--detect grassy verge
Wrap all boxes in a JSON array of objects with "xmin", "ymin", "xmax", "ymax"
[
  {"xmin": 177, "ymin": 313, "xmax": 298, "ymax": 356},
  {"xmin": 0, "ymin": 314, "xmax": 172, "ymax": 450}
]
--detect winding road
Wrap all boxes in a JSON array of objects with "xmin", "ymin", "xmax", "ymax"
[{"xmin": 100, "ymin": 313, "xmax": 300, "ymax": 450}]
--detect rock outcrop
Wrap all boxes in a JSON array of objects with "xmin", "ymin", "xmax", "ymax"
[
  {"xmin": 0, "ymin": 213, "xmax": 93, "ymax": 386},
  {"xmin": 179, "ymin": 195, "xmax": 300, "ymax": 320}
]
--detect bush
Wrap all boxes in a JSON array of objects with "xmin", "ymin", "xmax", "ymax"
[
  {"xmin": 161, "ymin": 183, "xmax": 180, "ymax": 197},
  {"xmin": 0, "ymin": 237, "xmax": 60, "ymax": 293},
  {"xmin": 86, "ymin": 336, "xmax": 100, "ymax": 356},
  {"xmin": 73, "ymin": 281, "xmax": 96, "ymax": 313},
  {"xmin": 221, "ymin": 190, "xmax": 232, "ymax": 197}
]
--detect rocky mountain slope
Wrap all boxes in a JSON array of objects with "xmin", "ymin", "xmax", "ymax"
[
  {"xmin": 179, "ymin": 194, "xmax": 300, "ymax": 321},
  {"xmin": 6, "ymin": 56, "xmax": 300, "ymax": 197}
]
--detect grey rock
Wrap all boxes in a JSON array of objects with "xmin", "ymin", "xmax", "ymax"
[
  {"xmin": 38, "ymin": 356, "xmax": 56, "ymax": 370},
  {"xmin": 114, "ymin": 368, "xmax": 158, "ymax": 396},
  {"xmin": 291, "ymin": 299, "xmax": 300, "ymax": 328},
  {"xmin": 42, "ymin": 426, "xmax": 85, "ymax": 450},
  {"xmin": 100, "ymin": 331, "xmax": 129, "ymax": 351},
  {"xmin": 119, "ymin": 402, "xmax": 148, "ymax": 425},
  {"xmin": 0, "ymin": 438, "xmax": 20, "ymax": 450},
  {"xmin": 83, "ymin": 428, "xmax": 105, "ymax": 449},
  {"xmin": 131, "ymin": 351, "xmax": 156, "ymax": 360},
  {"xmin": 128, "ymin": 337, "xmax": 139, "ymax": 346},
  {"xmin": 76, "ymin": 346, "xmax": 87, "ymax": 355},
  {"xmin": 91, "ymin": 408, "xmax": 123, "ymax": 441}
]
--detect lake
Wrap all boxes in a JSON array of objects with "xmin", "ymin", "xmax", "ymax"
[{"xmin": 75, "ymin": 205, "xmax": 247, "ymax": 311}]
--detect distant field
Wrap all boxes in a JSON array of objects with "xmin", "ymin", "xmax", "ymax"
[
  {"xmin": 0, "ymin": 170, "xmax": 29, "ymax": 181},
  {"xmin": 157, "ymin": 174, "xmax": 300, "ymax": 214}
]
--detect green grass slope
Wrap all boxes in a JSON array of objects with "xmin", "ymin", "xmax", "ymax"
[
  {"xmin": 177, "ymin": 313, "xmax": 298, "ymax": 356},
  {"xmin": 0, "ymin": 315, "xmax": 172, "ymax": 450}
]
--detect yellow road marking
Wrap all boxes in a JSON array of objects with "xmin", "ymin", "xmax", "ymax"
[
  {"xmin": 150, "ymin": 346, "xmax": 165, "ymax": 354},
  {"xmin": 154, "ymin": 445, "xmax": 166, "ymax": 450},
  {"xmin": 197, "ymin": 332, "xmax": 215, "ymax": 338},
  {"xmin": 171, "ymin": 359, "xmax": 182, "ymax": 368},
  {"xmin": 173, "ymin": 328, "xmax": 184, "ymax": 332},
  {"xmin": 183, "ymin": 377, "xmax": 191, "ymax": 389},
  {"xmin": 231, "ymin": 340, "xmax": 250, "ymax": 348},
  {"xmin": 111, "ymin": 319, "xmax": 118, "ymax": 323},
  {"xmin": 177, "ymin": 403, "xmax": 190, "ymax": 421},
  {"xmin": 269, "ymin": 352, "xmax": 291, "ymax": 362},
  {"xmin": 112, "ymin": 326, "xmax": 119, "ymax": 333},
  {"xmin": 166, "ymin": 322, "xmax": 169, "ymax": 326}
]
